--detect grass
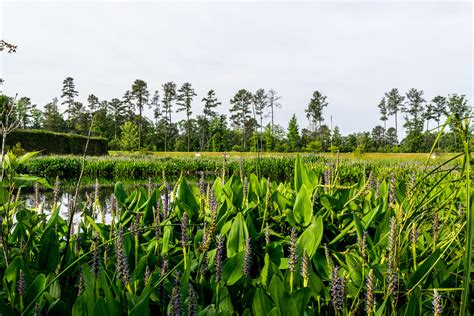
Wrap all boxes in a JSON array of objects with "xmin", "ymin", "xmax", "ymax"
[{"xmin": 109, "ymin": 150, "xmax": 450, "ymax": 161}]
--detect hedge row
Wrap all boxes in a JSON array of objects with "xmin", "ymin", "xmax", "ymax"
[{"xmin": 6, "ymin": 129, "xmax": 108, "ymax": 155}]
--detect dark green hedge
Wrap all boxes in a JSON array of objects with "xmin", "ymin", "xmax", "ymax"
[{"xmin": 7, "ymin": 129, "xmax": 108, "ymax": 155}]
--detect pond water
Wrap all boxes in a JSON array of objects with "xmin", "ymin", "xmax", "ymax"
[
  {"xmin": 22, "ymin": 181, "xmax": 169, "ymax": 226},
  {"xmin": 23, "ymin": 185, "xmax": 116, "ymax": 225}
]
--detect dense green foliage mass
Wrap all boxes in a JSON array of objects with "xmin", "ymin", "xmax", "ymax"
[
  {"xmin": 18, "ymin": 154, "xmax": 426, "ymax": 183},
  {"xmin": 0, "ymin": 152, "xmax": 472, "ymax": 315},
  {"xmin": 5, "ymin": 129, "xmax": 108, "ymax": 155}
]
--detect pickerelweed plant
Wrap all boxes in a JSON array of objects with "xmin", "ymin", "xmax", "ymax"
[{"xmin": 0, "ymin": 137, "xmax": 472, "ymax": 315}]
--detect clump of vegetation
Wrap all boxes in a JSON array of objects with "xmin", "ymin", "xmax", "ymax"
[
  {"xmin": 0, "ymin": 148, "xmax": 472, "ymax": 314},
  {"xmin": 17, "ymin": 154, "xmax": 437, "ymax": 184}
]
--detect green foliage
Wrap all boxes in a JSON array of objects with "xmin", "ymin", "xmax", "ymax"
[
  {"xmin": 119, "ymin": 121, "xmax": 139, "ymax": 152},
  {"xmin": 1, "ymin": 149, "xmax": 473, "ymax": 314},
  {"xmin": 0, "ymin": 151, "xmax": 471, "ymax": 314},
  {"xmin": 5, "ymin": 129, "xmax": 108, "ymax": 155}
]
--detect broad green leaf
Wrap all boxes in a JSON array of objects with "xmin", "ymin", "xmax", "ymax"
[
  {"xmin": 226, "ymin": 212, "xmax": 248, "ymax": 257},
  {"xmin": 268, "ymin": 275, "xmax": 298, "ymax": 315},
  {"xmin": 297, "ymin": 215, "xmax": 323, "ymax": 258},
  {"xmin": 38, "ymin": 229, "xmax": 59, "ymax": 271},
  {"xmin": 222, "ymin": 251, "xmax": 245, "ymax": 286},
  {"xmin": 27, "ymin": 273, "xmax": 46, "ymax": 304},
  {"xmin": 252, "ymin": 288, "xmax": 275, "ymax": 315},
  {"xmin": 177, "ymin": 178, "xmax": 200, "ymax": 220},
  {"xmin": 93, "ymin": 298, "xmax": 109, "ymax": 316},
  {"xmin": 293, "ymin": 185, "xmax": 313, "ymax": 227},
  {"xmin": 114, "ymin": 181, "xmax": 127, "ymax": 205},
  {"xmin": 294, "ymin": 155, "xmax": 311, "ymax": 192}
]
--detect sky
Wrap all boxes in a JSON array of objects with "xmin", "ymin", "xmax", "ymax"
[{"xmin": 0, "ymin": 0, "xmax": 472, "ymax": 135}]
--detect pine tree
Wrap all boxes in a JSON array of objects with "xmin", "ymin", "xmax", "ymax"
[
  {"xmin": 17, "ymin": 97, "xmax": 34, "ymax": 128},
  {"xmin": 177, "ymin": 82, "xmax": 197, "ymax": 152},
  {"xmin": 161, "ymin": 82, "xmax": 177, "ymax": 152},
  {"xmin": 150, "ymin": 90, "xmax": 160, "ymax": 127},
  {"xmin": 230, "ymin": 89, "xmax": 253, "ymax": 151},
  {"xmin": 252, "ymin": 89, "xmax": 267, "ymax": 151},
  {"xmin": 266, "ymin": 89, "xmax": 281, "ymax": 138},
  {"xmin": 385, "ymin": 88, "xmax": 405, "ymax": 139},
  {"xmin": 371, "ymin": 125, "xmax": 385, "ymax": 149},
  {"xmin": 30, "ymin": 108, "xmax": 43, "ymax": 129},
  {"xmin": 332, "ymin": 126, "xmax": 342, "ymax": 148},
  {"xmin": 87, "ymin": 94, "xmax": 100, "ymax": 113},
  {"xmin": 61, "ymin": 77, "xmax": 78, "ymax": 122},
  {"xmin": 305, "ymin": 91, "xmax": 328, "ymax": 131},
  {"xmin": 69, "ymin": 101, "xmax": 89, "ymax": 133},
  {"xmin": 287, "ymin": 114, "xmax": 300, "ymax": 152},
  {"xmin": 201, "ymin": 90, "xmax": 221, "ymax": 150},
  {"xmin": 131, "ymin": 79, "xmax": 149, "ymax": 148},
  {"xmin": 122, "ymin": 90, "xmax": 135, "ymax": 119},
  {"xmin": 386, "ymin": 127, "xmax": 398, "ymax": 147},
  {"xmin": 378, "ymin": 97, "xmax": 388, "ymax": 143},
  {"xmin": 43, "ymin": 98, "xmax": 65, "ymax": 132},
  {"xmin": 202, "ymin": 90, "xmax": 220, "ymax": 118},
  {"xmin": 430, "ymin": 96, "xmax": 447, "ymax": 133},
  {"xmin": 403, "ymin": 88, "xmax": 426, "ymax": 152},
  {"xmin": 108, "ymin": 98, "xmax": 127, "ymax": 139}
]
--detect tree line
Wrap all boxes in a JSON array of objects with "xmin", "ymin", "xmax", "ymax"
[{"xmin": 2, "ymin": 76, "xmax": 472, "ymax": 153}]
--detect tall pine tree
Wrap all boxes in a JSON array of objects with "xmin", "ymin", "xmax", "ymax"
[
  {"xmin": 161, "ymin": 82, "xmax": 177, "ymax": 151},
  {"xmin": 61, "ymin": 77, "xmax": 78, "ymax": 123},
  {"xmin": 131, "ymin": 79, "xmax": 149, "ymax": 148},
  {"xmin": 176, "ymin": 82, "xmax": 197, "ymax": 152},
  {"xmin": 287, "ymin": 114, "xmax": 300, "ymax": 152},
  {"xmin": 230, "ymin": 89, "xmax": 253, "ymax": 151}
]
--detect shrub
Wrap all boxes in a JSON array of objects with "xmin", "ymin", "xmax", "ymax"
[{"xmin": 6, "ymin": 129, "xmax": 108, "ymax": 155}]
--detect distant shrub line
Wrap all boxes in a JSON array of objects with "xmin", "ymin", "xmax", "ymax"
[
  {"xmin": 18, "ymin": 155, "xmax": 425, "ymax": 182},
  {"xmin": 7, "ymin": 129, "xmax": 108, "ymax": 155}
]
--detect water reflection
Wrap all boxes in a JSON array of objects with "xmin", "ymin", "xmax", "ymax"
[{"xmin": 24, "ymin": 186, "xmax": 116, "ymax": 225}]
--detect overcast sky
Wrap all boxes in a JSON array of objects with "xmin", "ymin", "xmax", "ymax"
[{"xmin": 1, "ymin": 1, "xmax": 472, "ymax": 135}]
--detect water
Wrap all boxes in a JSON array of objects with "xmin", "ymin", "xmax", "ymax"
[{"xmin": 24, "ymin": 185, "xmax": 118, "ymax": 225}]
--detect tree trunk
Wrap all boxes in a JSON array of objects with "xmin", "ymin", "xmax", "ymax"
[
  {"xmin": 187, "ymin": 114, "xmax": 190, "ymax": 152},
  {"xmin": 164, "ymin": 129, "xmax": 167, "ymax": 152},
  {"xmin": 138, "ymin": 105, "xmax": 142, "ymax": 149},
  {"xmin": 394, "ymin": 112, "xmax": 398, "ymax": 142},
  {"xmin": 271, "ymin": 106, "xmax": 274, "ymax": 139}
]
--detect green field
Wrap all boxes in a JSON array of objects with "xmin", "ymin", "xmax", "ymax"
[{"xmin": 109, "ymin": 150, "xmax": 449, "ymax": 161}]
